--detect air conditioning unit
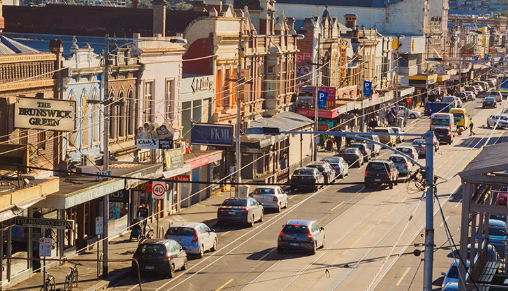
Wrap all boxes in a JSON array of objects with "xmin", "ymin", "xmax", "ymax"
[{"xmin": 81, "ymin": 154, "xmax": 96, "ymax": 166}]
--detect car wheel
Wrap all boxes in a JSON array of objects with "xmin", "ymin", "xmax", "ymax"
[
  {"xmin": 311, "ymin": 242, "xmax": 317, "ymax": 255},
  {"xmin": 277, "ymin": 247, "xmax": 284, "ymax": 254},
  {"xmin": 182, "ymin": 258, "xmax": 188, "ymax": 270},
  {"xmin": 250, "ymin": 215, "xmax": 255, "ymax": 227},
  {"xmin": 389, "ymin": 183, "xmax": 394, "ymax": 189},
  {"xmin": 277, "ymin": 204, "xmax": 281, "ymax": 212},
  {"xmin": 259, "ymin": 211, "xmax": 264, "ymax": 222},
  {"xmin": 364, "ymin": 183, "xmax": 371, "ymax": 188},
  {"xmin": 211, "ymin": 239, "xmax": 218, "ymax": 252},
  {"xmin": 168, "ymin": 263, "xmax": 176, "ymax": 278},
  {"xmin": 395, "ymin": 179, "xmax": 398, "ymax": 186},
  {"xmin": 285, "ymin": 201, "xmax": 288, "ymax": 208},
  {"xmin": 198, "ymin": 245, "xmax": 204, "ymax": 258},
  {"xmin": 410, "ymin": 114, "xmax": 416, "ymax": 119}
]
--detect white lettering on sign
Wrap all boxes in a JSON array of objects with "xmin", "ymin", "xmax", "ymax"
[
  {"xmin": 210, "ymin": 127, "xmax": 232, "ymax": 141},
  {"xmin": 190, "ymin": 76, "xmax": 214, "ymax": 93}
]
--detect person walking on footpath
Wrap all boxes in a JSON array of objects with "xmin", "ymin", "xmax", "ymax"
[
  {"xmin": 469, "ymin": 118, "xmax": 475, "ymax": 136},
  {"xmin": 137, "ymin": 202, "xmax": 149, "ymax": 234}
]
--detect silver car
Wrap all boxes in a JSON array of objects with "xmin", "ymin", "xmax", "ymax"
[
  {"xmin": 165, "ymin": 222, "xmax": 218, "ymax": 258},
  {"xmin": 307, "ymin": 161, "xmax": 335, "ymax": 184},
  {"xmin": 250, "ymin": 186, "xmax": 288, "ymax": 212},
  {"xmin": 278, "ymin": 220, "xmax": 325, "ymax": 254},
  {"xmin": 487, "ymin": 114, "xmax": 508, "ymax": 129},
  {"xmin": 217, "ymin": 198, "xmax": 264, "ymax": 227}
]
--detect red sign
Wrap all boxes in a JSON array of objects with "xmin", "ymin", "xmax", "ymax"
[
  {"xmin": 313, "ymin": 87, "xmax": 337, "ymax": 108},
  {"xmin": 167, "ymin": 175, "xmax": 190, "ymax": 181},
  {"xmin": 188, "ymin": 157, "xmax": 210, "ymax": 170},
  {"xmin": 406, "ymin": 98, "xmax": 412, "ymax": 104},
  {"xmin": 296, "ymin": 108, "xmax": 339, "ymax": 119},
  {"xmin": 318, "ymin": 124, "xmax": 329, "ymax": 131},
  {"xmin": 339, "ymin": 46, "xmax": 347, "ymax": 87}
]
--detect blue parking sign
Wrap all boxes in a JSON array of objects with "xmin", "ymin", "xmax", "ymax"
[
  {"xmin": 363, "ymin": 81, "xmax": 372, "ymax": 96},
  {"xmin": 485, "ymin": 54, "xmax": 489, "ymax": 61},
  {"xmin": 317, "ymin": 90, "xmax": 328, "ymax": 108}
]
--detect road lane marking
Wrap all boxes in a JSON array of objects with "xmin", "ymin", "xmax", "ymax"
[
  {"xmin": 396, "ymin": 267, "xmax": 411, "ymax": 286},
  {"xmin": 331, "ymin": 201, "xmax": 345, "ymax": 211},
  {"xmin": 216, "ymin": 279, "xmax": 233, "ymax": 291},
  {"xmin": 455, "ymin": 200, "xmax": 462, "ymax": 208},
  {"xmin": 440, "ymin": 216, "xmax": 449, "ymax": 227}
]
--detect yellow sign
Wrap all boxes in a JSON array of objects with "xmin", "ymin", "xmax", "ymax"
[{"xmin": 392, "ymin": 39, "xmax": 400, "ymax": 51}]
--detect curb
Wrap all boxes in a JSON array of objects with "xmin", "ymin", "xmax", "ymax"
[{"xmin": 84, "ymin": 267, "xmax": 131, "ymax": 291}]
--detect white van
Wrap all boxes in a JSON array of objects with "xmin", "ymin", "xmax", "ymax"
[{"xmin": 430, "ymin": 113, "xmax": 456, "ymax": 133}]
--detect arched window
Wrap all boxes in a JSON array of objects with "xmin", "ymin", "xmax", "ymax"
[
  {"xmin": 127, "ymin": 89, "xmax": 135, "ymax": 136},
  {"xmin": 118, "ymin": 90, "xmax": 126, "ymax": 137},
  {"xmin": 81, "ymin": 92, "xmax": 90, "ymax": 148},
  {"xmin": 109, "ymin": 90, "xmax": 116, "ymax": 139},
  {"xmin": 68, "ymin": 92, "xmax": 78, "ymax": 147}
]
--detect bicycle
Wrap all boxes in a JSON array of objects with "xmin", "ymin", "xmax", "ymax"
[
  {"xmin": 63, "ymin": 262, "xmax": 82, "ymax": 291},
  {"xmin": 138, "ymin": 225, "xmax": 154, "ymax": 244},
  {"xmin": 40, "ymin": 273, "xmax": 56, "ymax": 291}
]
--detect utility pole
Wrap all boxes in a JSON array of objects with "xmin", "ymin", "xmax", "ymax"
[
  {"xmin": 313, "ymin": 32, "xmax": 321, "ymax": 161},
  {"xmin": 235, "ymin": 31, "xmax": 243, "ymax": 196},
  {"xmin": 459, "ymin": 21, "xmax": 463, "ymax": 88},
  {"xmin": 360, "ymin": 41, "xmax": 365, "ymax": 132},
  {"xmin": 423, "ymin": 130, "xmax": 435, "ymax": 291},
  {"xmin": 102, "ymin": 34, "xmax": 110, "ymax": 277},
  {"xmin": 425, "ymin": 34, "xmax": 431, "ymax": 105}
]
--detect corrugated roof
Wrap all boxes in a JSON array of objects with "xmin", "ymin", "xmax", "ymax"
[
  {"xmin": 459, "ymin": 142, "xmax": 508, "ymax": 179},
  {"xmin": 0, "ymin": 35, "xmax": 40, "ymax": 55}
]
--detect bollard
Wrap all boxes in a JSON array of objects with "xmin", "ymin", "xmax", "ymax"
[{"xmin": 160, "ymin": 226, "xmax": 165, "ymax": 239}]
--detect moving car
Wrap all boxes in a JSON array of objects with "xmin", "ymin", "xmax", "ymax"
[
  {"xmin": 364, "ymin": 160, "xmax": 399, "ymax": 189},
  {"xmin": 424, "ymin": 102, "xmax": 453, "ymax": 116},
  {"xmin": 395, "ymin": 146, "xmax": 419, "ymax": 160},
  {"xmin": 217, "ymin": 198, "xmax": 264, "ymax": 227},
  {"xmin": 290, "ymin": 167, "xmax": 324, "ymax": 192},
  {"xmin": 487, "ymin": 115, "xmax": 508, "ymax": 129},
  {"xmin": 434, "ymin": 127, "xmax": 454, "ymax": 144},
  {"xmin": 465, "ymin": 85, "xmax": 478, "ymax": 95},
  {"xmin": 165, "ymin": 222, "xmax": 217, "ymax": 258},
  {"xmin": 389, "ymin": 154, "xmax": 413, "ymax": 177},
  {"xmin": 322, "ymin": 157, "xmax": 349, "ymax": 178},
  {"xmin": 372, "ymin": 127, "xmax": 397, "ymax": 146},
  {"xmin": 351, "ymin": 142, "xmax": 372, "ymax": 162},
  {"xmin": 488, "ymin": 90, "xmax": 503, "ymax": 102},
  {"xmin": 132, "ymin": 239, "xmax": 188, "ymax": 277},
  {"xmin": 390, "ymin": 127, "xmax": 404, "ymax": 143},
  {"xmin": 277, "ymin": 220, "xmax": 325, "ymax": 254},
  {"xmin": 455, "ymin": 92, "xmax": 467, "ymax": 102},
  {"xmin": 412, "ymin": 139, "xmax": 427, "ymax": 158},
  {"xmin": 307, "ymin": 161, "xmax": 335, "ymax": 184},
  {"xmin": 483, "ymin": 97, "xmax": 497, "ymax": 108},
  {"xmin": 353, "ymin": 133, "xmax": 381, "ymax": 156},
  {"xmin": 389, "ymin": 105, "xmax": 421, "ymax": 119},
  {"xmin": 442, "ymin": 96, "xmax": 461, "ymax": 108},
  {"xmin": 449, "ymin": 108, "xmax": 470, "ymax": 130},
  {"xmin": 338, "ymin": 148, "xmax": 364, "ymax": 168},
  {"xmin": 464, "ymin": 91, "xmax": 476, "ymax": 101},
  {"xmin": 250, "ymin": 186, "xmax": 288, "ymax": 212}
]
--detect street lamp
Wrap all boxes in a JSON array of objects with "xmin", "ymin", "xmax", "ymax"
[{"xmin": 233, "ymin": 32, "xmax": 304, "ymax": 196}]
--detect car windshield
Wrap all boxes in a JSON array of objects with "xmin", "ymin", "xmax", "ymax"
[
  {"xmin": 452, "ymin": 113, "xmax": 464, "ymax": 119},
  {"xmin": 308, "ymin": 164, "xmax": 324, "ymax": 171},
  {"xmin": 447, "ymin": 265, "xmax": 459, "ymax": 279},
  {"xmin": 222, "ymin": 199, "xmax": 247, "ymax": 206},
  {"xmin": 283, "ymin": 224, "xmax": 309, "ymax": 233},
  {"xmin": 254, "ymin": 188, "xmax": 275, "ymax": 194},
  {"xmin": 294, "ymin": 168, "xmax": 315, "ymax": 175},
  {"xmin": 342, "ymin": 148, "xmax": 357, "ymax": 154},
  {"xmin": 390, "ymin": 156, "xmax": 406, "ymax": 163},
  {"xmin": 367, "ymin": 163, "xmax": 388, "ymax": 171},
  {"xmin": 489, "ymin": 226, "xmax": 506, "ymax": 236},
  {"xmin": 323, "ymin": 158, "xmax": 340, "ymax": 164},
  {"xmin": 398, "ymin": 148, "xmax": 411, "ymax": 154},
  {"xmin": 432, "ymin": 118, "xmax": 451, "ymax": 126},
  {"xmin": 353, "ymin": 144, "xmax": 365, "ymax": 150},
  {"xmin": 373, "ymin": 129, "xmax": 389, "ymax": 133},
  {"xmin": 167, "ymin": 227, "xmax": 195, "ymax": 236},
  {"xmin": 413, "ymin": 140, "xmax": 425, "ymax": 146},
  {"xmin": 485, "ymin": 97, "xmax": 495, "ymax": 102},
  {"xmin": 137, "ymin": 244, "xmax": 166, "ymax": 256}
]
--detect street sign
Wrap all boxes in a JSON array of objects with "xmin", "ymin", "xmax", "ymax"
[
  {"xmin": 485, "ymin": 54, "xmax": 489, "ymax": 61},
  {"xmin": 95, "ymin": 217, "xmax": 103, "ymax": 235},
  {"xmin": 406, "ymin": 98, "xmax": 412, "ymax": 104},
  {"xmin": 474, "ymin": 55, "xmax": 479, "ymax": 62},
  {"xmin": 317, "ymin": 90, "xmax": 328, "ymax": 108},
  {"xmin": 152, "ymin": 181, "xmax": 166, "ymax": 199},
  {"xmin": 363, "ymin": 81, "xmax": 372, "ymax": 96},
  {"xmin": 39, "ymin": 238, "xmax": 52, "ymax": 257},
  {"xmin": 15, "ymin": 217, "xmax": 74, "ymax": 230}
]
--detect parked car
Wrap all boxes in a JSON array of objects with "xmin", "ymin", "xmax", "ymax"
[
  {"xmin": 474, "ymin": 81, "xmax": 487, "ymax": 91},
  {"xmin": 250, "ymin": 186, "xmax": 288, "ymax": 212},
  {"xmin": 441, "ymin": 261, "xmax": 469, "ymax": 290},
  {"xmin": 465, "ymin": 85, "xmax": 478, "ymax": 95},
  {"xmin": 464, "ymin": 91, "xmax": 476, "ymax": 101},
  {"xmin": 351, "ymin": 142, "xmax": 372, "ymax": 162},
  {"xmin": 412, "ymin": 139, "xmax": 427, "ymax": 158},
  {"xmin": 483, "ymin": 97, "xmax": 497, "ymax": 108},
  {"xmin": 353, "ymin": 133, "xmax": 381, "ymax": 156},
  {"xmin": 132, "ymin": 239, "xmax": 188, "ymax": 277},
  {"xmin": 217, "ymin": 198, "xmax": 264, "ymax": 227},
  {"xmin": 487, "ymin": 114, "xmax": 508, "ymax": 129},
  {"xmin": 290, "ymin": 167, "xmax": 324, "ymax": 192},
  {"xmin": 487, "ymin": 79, "xmax": 496, "ymax": 88},
  {"xmin": 442, "ymin": 283, "xmax": 458, "ymax": 291},
  {"xmin": 389, "ymin": 154, "xmax": 413, "ymax": 177},
  {"xmin": 389, "ymin": 105, "xmax": 421, "ymax": 119},
  {"xmin": 488, "ymin": 90, "xmax": 503, "ymax": 102},
  {"xmin": 476, "ymin": 219, "xmax": 507, "ymax": 257},
  {"xmin": 322, "ymin": 157, "xmax": 349, "ymax": 178},
  {"xmin": 390, "ymin": 127, "xmax": 405, "ymax": 143},
  {"xmin": 338, "ymin": 148, "xmax": 364, "ymax": 168},
  {"xmin": 364, "ymin": 160, "xmax": 399, "ymax": 189},
  {"xmin": 455, "ymin": 92, "xmax": 467, "ymax": 103},
  {"xmin": 306, "ymin": 161, "xmax": 335, "ymax": 184},
  {"xmin": 372, "ymin": 127, "xmax": 397, "ymax": 146},
  {"xmin": 165, "ymin": 222, "xmax": 217, "ymax": 258},
  {"xmin": 277, "ymin": 220, "xmax": 325, "ymax": 254},
  {"xmin": 466, "ymin": 243, "xmax": 499, "ymax": 262},
  {"xmin": 395, "ymin": 146, "xmax": 419, "ymax": 160}
]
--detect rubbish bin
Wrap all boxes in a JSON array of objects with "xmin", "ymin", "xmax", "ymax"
[{"xmin": 238, "ymin": 185, "xmax": 251, "ymax": 198}]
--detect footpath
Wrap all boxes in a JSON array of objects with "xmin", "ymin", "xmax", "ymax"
[{"xmin": 6, "ymin": 150, "xmax": 336, "ymax": 291}]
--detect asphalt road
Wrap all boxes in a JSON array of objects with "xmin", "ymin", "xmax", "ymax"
[{"xmin": 109, "ymin": 94, "xmax": 508, "ymax": 291}]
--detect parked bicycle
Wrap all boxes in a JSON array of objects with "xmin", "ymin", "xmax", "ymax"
[
  {"xmin": 137, "ymin": 225, "xmax": 154, "ymax": 244},
  {"xmin": 39, "ymin": 273, "xmax": 56, "ymax": 291},
  {"xmin": 63, "ymin": 262, "xmax": 82, "ymax": 291}
]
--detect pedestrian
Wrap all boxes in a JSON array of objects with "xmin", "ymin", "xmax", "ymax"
[
  {"xmin": 137, "ymin": 202, "xmax": 149, "ymax": 233},
  {"xmin": 470, "ymin": 117, "xmax": 475, "ymax": 136},
  {"xmin": 334, "ymin": 135, "xmax": 342, "ymax": 153}
]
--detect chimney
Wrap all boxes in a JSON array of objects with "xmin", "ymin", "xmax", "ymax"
[
  {"xmin": 152, "ymin": 0, "xmax": 168, "ymax": 37},
  {"xmin": 0, "ymin": 0, "xmax": 4, "ymax": 33},
  {"xmin": 133, "ymin": 0, "xmax": 139, "ymax": 8},
  {"xmin": 344, "ymin": 14, "xmax": 357, "ymax": 29},
  {"xmin": 193, "ymin": 0, "xmax": 206, "ymax": 11}
]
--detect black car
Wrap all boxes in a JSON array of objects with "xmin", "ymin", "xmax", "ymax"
[
  {"xmin": 433, "ymin": 127, "xmax": 453, "ymax": 144},
  {"xmin": 338, "ymin": 148, "xmax": 364, "ymax": 168},
  {"xmin": 290, "ymin": 167, "xmax": 324, "ymax": 192},
  {"xmin": 455, "ymin": 92, "xmax": 467, "ymax": 103},
  {"xmin": 483, "ymin": 97, "xmax": 497, "ymax": 108},
  {"xmin": 217, "ymin": 198, "xmax": 264, "ymax": 227},
  {"xmin": 364, "ymin": 160, "xmax": 399, "ymax": 189},
  {"xmin": 132, "ymin": 239, "xmax": 187, "ymax": 278},
  {"xmin": 350, "ymin": 143, "xmax": 372, "ymax": 162}
]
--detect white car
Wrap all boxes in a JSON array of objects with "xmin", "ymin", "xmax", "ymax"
[
  {"xmin": 487, "ymin": 114, "xmax": 508, "ymax": 129},
  {"xmin": 390, "ymin": 127, "xmax": 405, "ymax": 143},
  {"xmin": 165, "ymin": 222, "xmax": 218, "ymax": 258},
  {"xmin": 250, "ymin": 186, "xmax": 288, "ymax": 212},
  {"xmin": 464, "ymin": 91, "xmax": 476, "ymax": 101},
  {"xmin": 488, "ymin": 90, "xmax": 503, "ymax": 102},
  {"xmin": 390, "ymin": 106, "xmax": 421, "ymax": 119}
]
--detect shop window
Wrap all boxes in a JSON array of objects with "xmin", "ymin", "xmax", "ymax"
[
  {"xmin": 166, "ymin": 80, "xmax": 174, "ymax": 121},
  {"xmin": 144, "ymin": 81, "xmax": 153, "ymax": 123}
]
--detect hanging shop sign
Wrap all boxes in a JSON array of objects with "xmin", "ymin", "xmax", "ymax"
[
  {"xmin": 136, "ymin": 139, "xmax": 173, "ymax": 149},
  {"xmin": 165, "ymin": 147, "xmax": 184, "ymax": 171},
  {"xmin": 14, "ymin": 97, "xmax": 76, "ymax": 131},
  {"xmin": 191, "ymin": 124, "xmax": 234, "ymax": 146}
]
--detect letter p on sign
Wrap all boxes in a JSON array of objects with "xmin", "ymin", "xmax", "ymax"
[{"xmin": 152, "ymin": 181, "xmax": 166, "ymax": 200}]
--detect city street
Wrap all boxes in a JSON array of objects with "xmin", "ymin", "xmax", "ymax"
[{"xmin": 105, "ymin": 98, "xmax": 508, "ymax": 291}]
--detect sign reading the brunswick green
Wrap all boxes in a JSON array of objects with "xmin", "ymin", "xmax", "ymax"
[
  {"xmin": 15, "ymin": 97, "xmax": 76, "ymax": 131},
  {"xmin": 15, "ymin": 217, "xmax": 75, "ymax": 230}
]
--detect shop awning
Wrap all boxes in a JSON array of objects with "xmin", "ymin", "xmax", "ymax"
[
  {"xmin": 162, "ymin": 150, "xmax": 223, "ymax": 179},
  {"xmin": 0, "ymin": 195, "xmax": 46, "ymax": 222}
]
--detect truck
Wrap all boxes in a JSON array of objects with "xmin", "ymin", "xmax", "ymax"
[{"xmin": 424, "ymin": 102, "xmax": 454, "ymax": 116}]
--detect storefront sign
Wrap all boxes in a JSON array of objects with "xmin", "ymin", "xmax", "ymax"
[
  {"xmin": 14, "ymin": 97, "xmax": 76, "ymax": 131},
  {"xmin": 125, "ymin": 164, "xmax": 164, "ymax": 189},
  {"xmin": 191, "ymin": 124, "xmax": 234, "ymax": 146},
  {"xmin": 318, "ymin": 124, "xmax": 329, "ymax": 131},
  {"xmin": 313, "ymin": 87, "xmax": 336, "ymax": 108},
  {"xmin": 109, "ymin": 190, "xmax": 128, "ymax": 203},
  {"xmin": 339, "ymin": 46, "xmax": 347, "ymax": 87},
  {"xmin": 165, "ymin": 148, "xmax": 184, "ymax": 171},
  {"xmin": 296, "ymin": 108, "xmax": 339, "ymax": 119},
  {"xmin": 65, "ymin": 179, "xmax": 125, "ymax": 209},
  {"xmin": 15, "ymin": 217, "xmax": 75, "ymax": 230},
  {"xmin": 190, "ymin": 76, "xmax": 214, "ymax": 93},
  {"xmin": 166, "ymin": 175, "xmax": 190, "ymax": 181},
  {"xmin": 136, "ymin": 139, "xmax": 173, "ymax": 149}
]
